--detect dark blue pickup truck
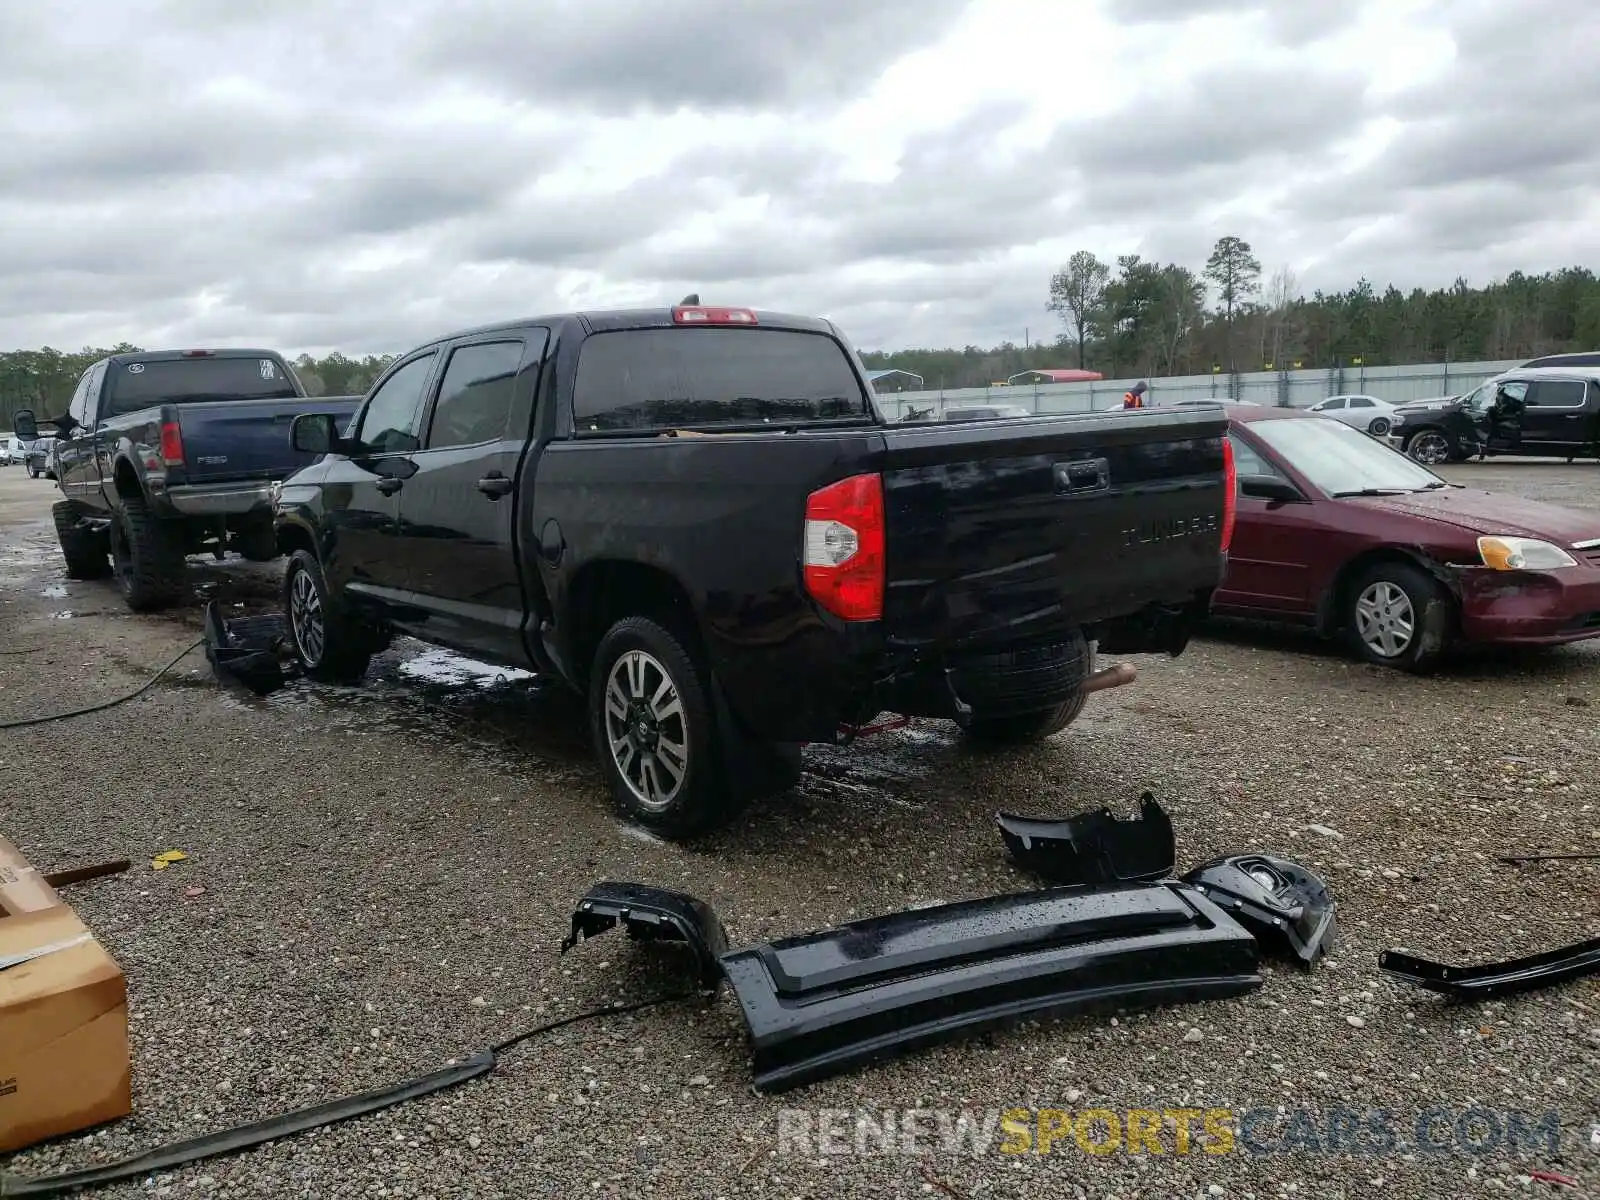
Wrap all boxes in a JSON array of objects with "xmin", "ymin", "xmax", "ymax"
[{"xmin": 13, "ymin": 349, "xmax": 360, "ymax": 610}]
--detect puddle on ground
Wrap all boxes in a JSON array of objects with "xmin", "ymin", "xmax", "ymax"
[
  {"xmin": 397, "ymin": 647, "xmax": 536, "ymax": 688},
  {"xmin": 0, "ymin": 529, "xmax": 57, "ymax": 586},
  {"xmin": 41, "ymin": 583, "xmax": 67, "ymax": 599},
  {"xmin": 49, "ymin": 611, "xmax": 73, "ymax": 620}
]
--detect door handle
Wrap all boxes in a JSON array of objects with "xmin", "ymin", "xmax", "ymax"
[
  {"xmin": 376, "ymin": 477, "xmax": 404, "ymax": 496},
  {"xmin": 477, "ymin": 473, "xmax": 513, "ymax": 498}
]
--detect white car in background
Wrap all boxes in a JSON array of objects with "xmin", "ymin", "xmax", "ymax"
[
  {"xmin": 1306, "ymin": 394, "xmax": 1401, "ymax": 437},
  {"xmin": 0, "ymin": 434, "xmax": 25, "ymax": 465}
]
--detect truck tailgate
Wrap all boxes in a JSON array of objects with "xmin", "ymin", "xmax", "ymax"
[
  {"xmin": 879, "ymin": 407, "xmax": 1229, "ymax": 648},
  {"xmin": 177, "ymin": 397, "xmax": 362, "ymax": 484}
]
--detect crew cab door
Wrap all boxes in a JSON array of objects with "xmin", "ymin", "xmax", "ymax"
[
  {"xmin": 388, "ymin": 332, "xmax": 547, "ymax": 662},
  {"xmin": 57, "ymin": 361, "xmax": 107, "ymax": 509},
  {"xmin": 1521, "ymin": 377, "xmax": 1590, "ymax": 450},
  {"xmin": 321, "ymin": 350, "xmax": 440, "ymax": 616}
]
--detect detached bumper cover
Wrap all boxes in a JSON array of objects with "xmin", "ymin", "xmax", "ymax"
[
  {"xmin": 560, "ymin": 881, "xmax": 729, "ymax": 993},
  {"xmin": 1379, "ymin": 934, "xmax": 1600, "ymax": 998},
  {"xmin": 1182, "ymin": 853, "xmax": 1338, "ymax": 966},
  {"xmin": 720, "ymin": 882, "xmax": 1261, "ymax": 1093},
  {"xmin": 998, "ymin": 792, "xmax": 1176, "ymax": 886}
]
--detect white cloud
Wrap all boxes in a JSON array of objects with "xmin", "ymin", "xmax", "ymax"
[{"xmin": 0, "ymin": 0, "xmax": 1596, "ymax": 357}]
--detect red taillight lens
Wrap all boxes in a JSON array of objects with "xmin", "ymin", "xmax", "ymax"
[
  {"xmin": 1220, "ymin": 436, "xmax": 1237, "ymax": 554},
  {"xmin": 672, "ymin": 305, "xmax": 758, "ymax": 326},
  {"xmin": 802, "ymin": 472, "xmax": 885, "ymax": 622},
  {"xmin": 159, "ymin": 420, "xmax": 184, "ymax": 467}
]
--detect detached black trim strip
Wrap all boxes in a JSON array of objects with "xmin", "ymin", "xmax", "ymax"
[
  {"xmin": 1379, "ymin": 934, "xmax": 1600, "ymax": 997},
  {"xmin": 720, "ymin": 881, "xmax": 1261, "ymax": 1093}
]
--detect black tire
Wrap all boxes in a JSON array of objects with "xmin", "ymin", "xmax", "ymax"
[
  {"xmin": 234, "ymin": 521, "xmax": 280, "ymax": 562},
  {"xmin": 108, "ymin": 495, "xmax": 187, "ymax": 610},
  {"xmin": 589, "ymin": 616, "xmax": 730, "ymax": 838},
  {"xmin": 1367, "ymin": 416, "xmax": 1391, "ymax": 437},
  {"xmin": 51, "ymin": 500, "xmax": 112, "ymax": 580},
  {"xmin": 283, "ymin": 549, "xmax": 373, "ymax": 684},
  {"xmin": 956, "ymin": 631, "xmax": 1092, "ymax": 746},
  {"xmin": 961, "ymin": 692, "xmax": 1088, "ymax": 745},
  {"xmin": 28, "ymin": 465, "xmax": 39, "ymax": 479},
  {"xmin": 1403, "ymin": 428, "xmax": 1454, "ymax": 466},
  {"xmin": 1343, "ymin": 560, "xmax": 1453, "ymax": 673}
]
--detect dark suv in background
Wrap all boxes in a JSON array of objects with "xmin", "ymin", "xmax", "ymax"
[{"xmin": 1387, "ymin": 366, "xmax": 1600, "ymax": 464}]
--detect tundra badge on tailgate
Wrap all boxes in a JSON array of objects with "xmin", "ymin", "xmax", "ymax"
[{"xmin": 1122, "ymin": 513, "xmax": 1220, "ymax": 547}]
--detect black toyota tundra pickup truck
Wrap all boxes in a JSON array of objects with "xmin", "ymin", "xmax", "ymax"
[
  {"xmin": 274, "ymin": 305, "xmax": 1236, "ymax": 835},
  {"xmin": 14, "ymin": 349, "xmax": 361, "ymax": 611}
]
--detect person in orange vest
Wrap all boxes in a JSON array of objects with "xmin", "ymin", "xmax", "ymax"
[{"xmin": 1122, "ymin": 380, "xmax": 1149, "ymax": 410}]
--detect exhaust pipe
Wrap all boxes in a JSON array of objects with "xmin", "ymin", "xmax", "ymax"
[{"xmin": 1083, "ymin": 662, "xmax": 1137, "ymax": 693}]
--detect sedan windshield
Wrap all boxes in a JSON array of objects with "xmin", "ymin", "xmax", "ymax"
[{"xmin": 1248, "ymin": 416, "xmax": 1448, "ymax": 497}]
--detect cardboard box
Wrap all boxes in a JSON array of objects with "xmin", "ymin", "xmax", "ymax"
[
  {"xmin": 0, "ymin": 836, "xmax": 63, "ymax": 917},
  {"xmin": 0, "ymin": 840, "xmax": 131, "ymax": 1154}
]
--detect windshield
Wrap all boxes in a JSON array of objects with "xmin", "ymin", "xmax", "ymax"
[
  {"xmin": 1248, "ymin": 416, "xmax": 1447, "ymax": 497},
  {"xmin": 104, "ymin": 357, "xmax": 299, "ymax": 416}
]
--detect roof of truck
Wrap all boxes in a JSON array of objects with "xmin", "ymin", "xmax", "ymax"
[{"xmin": 428, "ymin": 306, "xmax": 837, "ymax": 347}]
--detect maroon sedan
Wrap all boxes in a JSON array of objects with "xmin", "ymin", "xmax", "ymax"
[{"xmin": 1216, "ymin": 407, "xmax": 1600, "ymax": 671}]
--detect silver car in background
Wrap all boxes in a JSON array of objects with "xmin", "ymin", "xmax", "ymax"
[{"xmin": 1307, "ymin": 394, "xmax": 1401, "ymax": 437}]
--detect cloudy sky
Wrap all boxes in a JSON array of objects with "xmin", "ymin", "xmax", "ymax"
[{"xmin": 3, "ymin": 0, "xmax": 1597, "ymax": 358}]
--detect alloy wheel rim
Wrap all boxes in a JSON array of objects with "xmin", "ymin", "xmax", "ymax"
[
  {"xmin": 1409, "ymin": 432, "xmax": 1448, "ymax": 464},
  {"xmin": 603, "ymin": 649, "xmax": 689, "ymax": 812},
  {"xmin": 289, "ymin": 568, "xmax": 325, "ymax": 666},
  {"xmin": 1355, "ymin": 581, "xmax": 1415, "ymax": 658}
]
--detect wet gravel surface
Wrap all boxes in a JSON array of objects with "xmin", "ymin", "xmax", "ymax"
[{"xmin": 1, "ymin": 462, "xmax": 1597, "ymax": 1198}]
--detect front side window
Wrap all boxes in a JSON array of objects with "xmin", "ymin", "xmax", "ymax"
[
  {"xmin": 355, "ymin": 353, "xmax": 437, "ymax": 454},
  {"xmin": 1320, "ymin": 398, "xmax": 1346, "ymax": 410},
  {"xmin": 1227, "ymin": 434, "xmax": 1274, "ymax": 479},
  {"xmin": 426, "ymin": 341, "xmax": 524, "ymax": 449}
]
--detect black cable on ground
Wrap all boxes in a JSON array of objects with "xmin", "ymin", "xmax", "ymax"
[
  {"xmin": 0, "ymin": 638, "xmax": 204, "ymax": 729},
  {"xmin": 0, "ymin": 992, "xmax": 693, "ymax": 1197}
]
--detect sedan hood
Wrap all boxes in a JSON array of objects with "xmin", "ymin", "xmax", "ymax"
[{"xmin": 1350, "ymin": 487, "xmax": 1600, "ymax": 544}]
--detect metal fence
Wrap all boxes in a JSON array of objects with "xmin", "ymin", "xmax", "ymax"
[{"xmin": 871, "ymin": 359, "xmax": 1522, "ymax": 421}]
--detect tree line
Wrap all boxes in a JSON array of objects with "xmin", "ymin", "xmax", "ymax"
[
  {"xmin": 5, "ymin": 243, "xmax": 1600, "ymax": 425},
  {"xmin": 861, "ymin": 244, "xmax": 1600, "ymax": 391}
]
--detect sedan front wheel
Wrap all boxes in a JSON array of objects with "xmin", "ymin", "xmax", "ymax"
[{"xmin": 1344, "ymin": 561, "xmax": 1452, "ymax": 673}]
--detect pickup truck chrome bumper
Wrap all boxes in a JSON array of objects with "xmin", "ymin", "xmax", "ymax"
[{"xmin": 159, "ymin": 482, "xmax": 276, "ymax": 516}]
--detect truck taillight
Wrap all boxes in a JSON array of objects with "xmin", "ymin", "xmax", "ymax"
[
  {"xmin": 1220, "ymin": 436, "xmax": 1236, "ymax": 554},
  {"xmin": 803, "ymin": 473, "xmax": 885, "ymax": 622},
  {"xmin": 672, "ymin": 305, "xmax": 758, "ymax": 326},
  {"xmin": 160, "ymin": 420, "xmax": 184, "ymax": 467}
]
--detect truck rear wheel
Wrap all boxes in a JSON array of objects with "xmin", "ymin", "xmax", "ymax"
[
  {"xmin": 51, "ymin": 500, "xmax": 112, "ymax": 580},
  {"xmin": 109, "ymin": 494, "xmax": 188, "ymax": 610},
  {"xmin": 283, "ymin": 549, "xmax": 374, "ymax": 684},
  {"xmin": 589, "ymin": 616, "xmax": 730, "ymax": 838}
]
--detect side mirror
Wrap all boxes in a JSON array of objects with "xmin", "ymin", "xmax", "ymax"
[
  {"xmin": 291, "ymin": 412, "xmax": 340, "ymax": 455},
  {"xmin": 12, "ymin": 410, "xmax": 37, "ymax": 440},
  {"xmin": 1239, "ymin": 474, "xmax": 1303, "ymax": 502}
]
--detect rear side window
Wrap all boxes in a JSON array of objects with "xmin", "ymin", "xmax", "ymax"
[
  {"xmin": 104, "ymin": 356, "xmax": 299, "ymax": 416},
  {"xmin": 572, "ymin": 328, "xmax": 868, "ymax": 432},
  {"xmin": 1526, "ymin": 380, "xmax": 1587, "ymax": 407},
  {"xmin": 426, "ymin": 341, "xmax": 524, "ymax": 449}
]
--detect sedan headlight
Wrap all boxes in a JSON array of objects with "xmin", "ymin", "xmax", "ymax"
[{"xmin": 1477, "ymin": 535, "xmax": 1577, "ymax": 570}]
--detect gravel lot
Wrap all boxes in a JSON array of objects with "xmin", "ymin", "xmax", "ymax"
[{"xmin": 1, "ymin": 461, "xmax": 1597, "ymax": 1199}]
